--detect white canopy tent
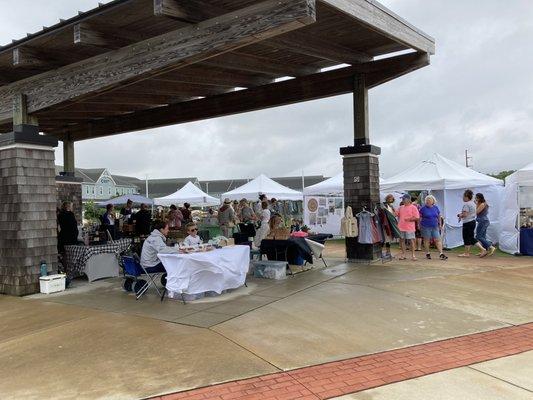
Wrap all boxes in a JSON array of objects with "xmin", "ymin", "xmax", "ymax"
[
  {"xmin": 222, "ymin": 174, "xmax": 303, "ymax": 201},
  {"xmin": 500, "ymin": 162, "xmax": 533, "ymax": 254},
  {"xmin": 381, "ymin": 153, "xmax": 504, "ymax": 248},
  {"xmin": 155, "ymin": 181, "xmax": 219, "ymax": 207},
  {"xmin": 304, "ymin": 173, "xmax": 344, "ymax": 196},
  {"xmin": 303, "ymin": 173, "xmax": 404, "ymax": 234}
]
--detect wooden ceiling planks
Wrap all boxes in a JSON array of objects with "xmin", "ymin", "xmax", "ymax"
[{"xmin": 0, "ymin": 0, "xmax": 435, "ymax": 137}]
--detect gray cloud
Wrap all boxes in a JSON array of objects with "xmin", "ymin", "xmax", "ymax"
[{"xmin": 1, "ymin": 0, "xmax": 531, "ymax": 180}]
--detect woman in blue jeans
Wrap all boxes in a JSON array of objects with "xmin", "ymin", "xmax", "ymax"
[{"xmin": 475, "ymin": 193, "xmax": 496, "ymax": 257}]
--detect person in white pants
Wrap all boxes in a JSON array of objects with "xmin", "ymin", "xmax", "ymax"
[{"xmin": 254, "ymin": 201, "xmax": 271, "ymax": 249}]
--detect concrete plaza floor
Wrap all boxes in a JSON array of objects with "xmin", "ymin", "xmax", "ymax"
[
  {"xmin": 337, "ymin": 351, "xmax": 533, "ymax": 399},
  {"xmin": 0, "ymin": 247, "xmax": 532, "ymax": 399}
]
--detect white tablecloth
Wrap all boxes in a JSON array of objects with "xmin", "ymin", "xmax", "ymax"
[{"xmin": 158, "ymin": 245, "xmax": 250, "ymax": 295}]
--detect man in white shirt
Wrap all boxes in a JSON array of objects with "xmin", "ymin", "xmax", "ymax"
[{"xmin": 140, "ymin": 220, "xmax": 179, "ymax": 272}]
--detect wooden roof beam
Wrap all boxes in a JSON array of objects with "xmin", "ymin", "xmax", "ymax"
[
  {"xmin": 320, "ymin": 0, "xmax": 435, "ymax": 55},
  {"xmin": 73, "ymin": 22, "xmax": 150, "ymax": 50},
  {"xmin": 56, "ymin": 52, "xmax": 429, "ymax": 140},
  {"xmin": 121, "ymin": 80, "xmax": 234, "ymax": 97},
  {"xmin": 156, "ymin": 66, "xmax": 273, "ymax": 87},
  {"xmin": 205, "ymin": 51, "xmax": 319, "ymax": 78},
  {"xmin": 267, "ymin": 30, "xmax": 372, "ymax": 64},
  {"xmin": 153, "ymin": 0, "xmax": 221, "ymax": 23},
  {"xmin": 0, "ymin": 0, "xmax": 317, "ymax": 125},
  {"xmin": 13, "ymin": 47, "xmax": 56, "ymax": 68}
]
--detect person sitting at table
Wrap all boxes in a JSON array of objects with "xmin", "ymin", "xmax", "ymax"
[
  {"xmin": 132, "ymin": 203, "xmax": 152, "ymax": 236},
  {"xmin": 120, "ymin": 199, "xmax": 134, "ymax": 223},
  {"xmin": 102, "ymin": 204, "xmax": 117, "ymax": 240},
  {"xmin": 57, "ymin": 201, "xmax": 79, "ymax": 252},
  {"xmin": 140, "ymin": 220, "xmax": 179, "ymax": 272},
  {"xmin": 167, "ymin": 204, "xmax": 184, "ymax": 230},
  {"xmin": 183, "ymin": 222, "xmax": 203, "ymax": 247}
]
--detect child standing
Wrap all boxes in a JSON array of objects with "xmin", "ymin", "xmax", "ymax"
[
  {"xmin": 183, "ymin": 223, "xmax": 202, "ymax": 247},
  {"xmin": 397, "ymin": 194, "xmax": 420, "ymax": 261}
]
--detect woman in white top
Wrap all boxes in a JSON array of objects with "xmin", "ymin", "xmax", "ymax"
[
  {"xmin": 457, "ymin": 189, "xmax": 477, "ymax": 257},
  {"xmin": 253, "ymin": 201, "xmax": 271, "ymax": 249}
]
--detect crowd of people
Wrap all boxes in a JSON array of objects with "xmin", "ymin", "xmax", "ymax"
[
  {"xmin": 214, "ymin": 195, "xmax": 307, "ymax": 248},
  {"xmin": 384, "ymin": 189, "xmax": 496, "ymax": 261}
]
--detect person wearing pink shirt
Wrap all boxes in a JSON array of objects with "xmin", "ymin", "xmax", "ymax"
[{"xmin": 397, "ymin": 194, "xmax": 420, "ymax": 261}]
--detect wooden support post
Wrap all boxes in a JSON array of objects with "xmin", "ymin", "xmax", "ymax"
[
  {"xmin": 12, "ymin": 93, "xmax": 38, "ymax": 128},
  {"xmin": 63, "ymin": 139, "xmax": 75, "ymax": 175},
  {"xmin": 353, "ymin": 75, "xmax": 369, "ymax": 146}
]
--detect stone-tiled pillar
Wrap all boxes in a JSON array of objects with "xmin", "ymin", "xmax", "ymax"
[
  {"xmin": 0, "ymin": 127, "xmax": 59, "ymax": 295},
  {"xmin": 341, "ymin": 146, "xmax": 382, "ymax": 262}
]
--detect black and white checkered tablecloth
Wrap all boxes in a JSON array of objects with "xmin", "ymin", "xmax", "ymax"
[{"xmin": 64, "ymin": 239, "xmax": 131, "ymax": 279}]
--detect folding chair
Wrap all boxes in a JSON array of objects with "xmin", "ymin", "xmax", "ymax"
[
  {"xmin": 122, "ymin": 254, "xmax": 164, "ymax": 300},
  {"xmin": 304, "ymin": 238, "xmax": 328, "ymax": 268}
]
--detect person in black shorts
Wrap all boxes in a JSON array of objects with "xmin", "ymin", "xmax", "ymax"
[{"xmin": 457, "ymin": 189, "xmax": 477, "ymax": 257}]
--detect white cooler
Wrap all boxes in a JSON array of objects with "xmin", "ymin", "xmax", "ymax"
[{"xmin": 39, "ymin": 274, "xmax": 66, "ymax": 294}]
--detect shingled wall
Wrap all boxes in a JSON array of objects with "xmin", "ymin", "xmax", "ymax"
[{"xmin": 0, "ymin": 145, "xmax": 58, "ymax": 295}]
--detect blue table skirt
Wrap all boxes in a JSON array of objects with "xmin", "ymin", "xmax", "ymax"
[{"xmin": 520, "ymin": 228, "xmax": 533, "ymax": 256}]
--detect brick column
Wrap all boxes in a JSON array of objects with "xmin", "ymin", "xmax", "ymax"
[
  {"xmin": 340, "ymin": 146, "xmax": 382, "ymax": 262},
  {"xmin": 0, "ymin": 127, "xmax": 59, "ymax": 295}
]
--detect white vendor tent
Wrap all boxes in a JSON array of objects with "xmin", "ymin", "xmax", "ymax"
[
  {"xmin": 303, "ymin": 173, "xmax": 404, "ymax": 234},
  {"xmin": 304, "ymin": 173, "xmax": 344, "ymax": 196},
  {"xmin": 500, "ymin": 162, "xmax": 533, "ymax": 254},
  {"xmin": 155, "ymin": 181, "xmax": 219, "ymax": 207},
  {"xmin": 96, "ymin": 194, "xmax": 153, "ymax": 206},
  {"xmin": 381, "ymin": 153, "xmax": 504, "ymax": 248},
  {"xmin": 222, "ymin": 174, "xmax": 303, "ymax": 201}
]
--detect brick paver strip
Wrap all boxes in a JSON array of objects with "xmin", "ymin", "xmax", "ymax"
[{"xmin": 150, "ymin": 323, "xmax": 533, "ymax": 400}]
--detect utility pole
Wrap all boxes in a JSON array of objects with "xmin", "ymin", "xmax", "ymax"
[{"xmin": 465, "ymin": 150, "xmax": 473, "ymax": 168}]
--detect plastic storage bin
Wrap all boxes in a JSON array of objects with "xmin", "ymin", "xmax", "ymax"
[
  {"xmin": 252, "ymin": 260, "xmax": 287, "ymax": 280},
  {"xmin": 39, "ymin": 274, "xmax": 66, "ymax": 294}
]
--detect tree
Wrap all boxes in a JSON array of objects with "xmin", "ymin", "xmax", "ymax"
[
  {"xmin": 84, "ymin": 200, "xmax": 104, "ymax": 223},
  {"xmin": 489, "ymin": 170, "xmax": 515, "ymax": 180}
]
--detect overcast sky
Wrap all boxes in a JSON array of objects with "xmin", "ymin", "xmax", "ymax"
[{"xmin": 1, "ymin": 0, "xmax": 532, "ymax": 180}]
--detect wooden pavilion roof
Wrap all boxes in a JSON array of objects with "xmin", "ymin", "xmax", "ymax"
[{"xmin": 0, "ymin": 0, "xmax": 435, "ymax": 141}]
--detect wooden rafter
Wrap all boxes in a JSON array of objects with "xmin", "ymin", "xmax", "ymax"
[
  {"xmin": 53, "ymin": 52, "xmax": 429, "ymax": 140},
  {"xmin": 153, "ymin": 0, "xmax": 220, "ymax": 23},
  {"xmin": 73, "ymin": 22, "xmax": 150, "ymax": 50},
  {"xmin": 0, "ymin": 0, "xmax": 317, "ymax": 125},
  {"xmin": 155, "ymin": 65, "xmax": 273, "ymax": 87},
  {"xmin": 321, "ymin": 0, "xmax": 435, "ymax": 54},
  {"xmin": 203, "ymin": 51, "xmax": 319, "ymax": 78},
  {"xmin": 266, "ymin": 30, "xmax": 372, "ymax": 64}
]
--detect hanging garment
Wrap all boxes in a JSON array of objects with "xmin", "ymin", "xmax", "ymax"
[
  {"xmin": 373, "ymin": 212, "xmax": 384, "ymax": 244},
  {"xmin": 357, "ymin": 211, "xmax": 374, "ymax": 244},
  {"xmin": 384, "ymin": 207, "xmax": 401, "ymax": 239},
  {"xmin": 378, "ymin": 208, "xmax": 392, "ymax": 241},
  {"xmin": 341, "ymin": 206, "xmax": 358, "ymax": 237}
]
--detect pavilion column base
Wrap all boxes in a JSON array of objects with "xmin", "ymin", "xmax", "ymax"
[
  {"xmin": 341, "ymin": 145, "xmax": 382, "ymax": 263},
  {"xmin": 0, "ymin": 126, "xmax": 59, "ymax": 296}
]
